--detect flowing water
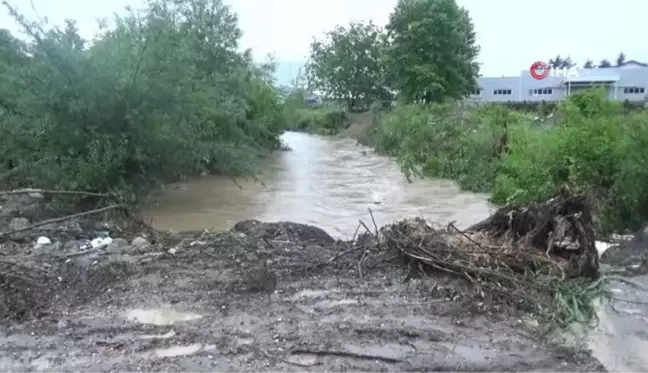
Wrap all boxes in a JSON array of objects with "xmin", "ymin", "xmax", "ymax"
[
  {"xmin": 142, "ymin": 131, "xmax": 493, "ymax": 238},
  {"xmin": 142, "ymin": 131, "xmax": 648, "ymax": 371}
]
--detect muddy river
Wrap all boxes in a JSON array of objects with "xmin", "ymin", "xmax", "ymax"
[{"xmin": 143, "ymin": 132, "xmax": 648, "ymax": 371}]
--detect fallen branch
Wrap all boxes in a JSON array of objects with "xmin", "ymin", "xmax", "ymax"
[
  {"xmin": 0, "ymin": 189, "xmax": 110, "ymax": 197},
  {"xmin": 289, "ymin": 348, "xmax": 402, "ymax": 364},
  {"xmin": 0, "ymin": 204, "xmax": 123, "ymax": 238},
  {"xmin": 280, "ymin": 358, "xmax": 323, "ymax": 368}
]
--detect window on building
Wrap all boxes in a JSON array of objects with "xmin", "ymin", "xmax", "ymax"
[
  {"xmin": 493, "ymin": 89, "xmax": 512, "ymax": 95},
  {"xmin": 530, "ymin": 88, "xmax": 553, "ymax": 95},
  {"xmin": 471, "ymin": 88, "xmax": 483, "ymax": 95},
  {"xmin": 624, "ymin": 87, "xmax": 646, "ymax": 94}
]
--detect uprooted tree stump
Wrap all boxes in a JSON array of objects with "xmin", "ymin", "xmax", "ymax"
[
  {"xmin": 464, "ymin": 193, "xmax": 599, "ymax": 278},
  {"xmin": 375, "ymin": 191, "xmax": 600, "ymax": 324}
]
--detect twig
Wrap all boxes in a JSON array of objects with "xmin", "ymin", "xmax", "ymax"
[
  {"xmin": 0, "ymin": 189, "xmax": 110, "ymax": 197},
  {"xmin": 358, "ymin": 220, "xmax": 373, "ymax": 235},
  {"xmin": 326, "ymin": 223, "xmax": 363, "ymax": 264},
  {"xmin": 64, "ymin": 249, "xmax": 96, "ymax": 258},
  {"xmin": 351, "ymin": 222, "xmax": 361, "ymax": 242},
  {"xmin": 368, "ymin": 208, "xmax": 379, "ymax": 236},
  {"xmin": 327, "ymin": 246, "xmax": 358, "ymax": 263},
  {"xmin": 448, "ymin": 222, "xmax": 484, "ymax": 251},
  {"xmin": 280, "ymin": 358, "xmax": 323, "ymax": 367},
  {"xmin": 0, "ymin": 205, "xmax": 123, "ymax": 237},
  {"xmin": 289, "ymin": 348, "xmax": 402, "ymax": 363},
  {"xmin": 358, "ymin": 249, "xmax": 368, "ymax": 281}
]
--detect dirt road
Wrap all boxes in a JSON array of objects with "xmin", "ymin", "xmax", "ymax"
[{"xmin": 0, "ymin": 217, "xmax": 605, "ymax": 372}]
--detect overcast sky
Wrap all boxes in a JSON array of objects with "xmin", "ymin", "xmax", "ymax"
[{"xmin": 2, "ymin": 0, "xmax": 647, "ymax": 80}]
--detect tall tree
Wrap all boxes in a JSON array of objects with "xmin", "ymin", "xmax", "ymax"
[
  {"xmin": 548, "ymin": 55, "xmax": 564, "ymax": 72},
  {"xmin": 306, "ymin": 21, "xmax": 390, "ymax": 111},
  {"xmin": 598, "ymin": 59, "xmax": 612, "ymax": 68},
  {"xmin": 616, "ymin": 52, "xmax": 626, "ymax": 67},
  {"xmin": 560, "ymin": 56, "xmax": 576, "ymax": 70},
  {"xmin": 583, "ymin": 59, "xmax": 595, "ymax": 69},
  {"xmin": 383, "ymin": 0, "xmax": 479, "ymax": 103}
]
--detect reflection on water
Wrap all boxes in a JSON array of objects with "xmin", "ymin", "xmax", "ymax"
[
  {"xmin": 142, "ymin": 132, "xmax": 493, "ymax": 238},
  {"xmin": 141, "ymin": 131, "xmax": 648, "ymax": 370}
]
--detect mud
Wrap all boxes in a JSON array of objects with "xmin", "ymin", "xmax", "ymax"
[{"xmin": 0, "ymin": 200, "xmax": 606, "ymax": 372}]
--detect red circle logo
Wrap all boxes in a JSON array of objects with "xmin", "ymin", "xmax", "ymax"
[{"xmin": 530, "ymin": 61, "xmax": 550, "ymax": 80}]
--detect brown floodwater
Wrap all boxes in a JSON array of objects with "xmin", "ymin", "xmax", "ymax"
[
  {"xmin": 140, "ymin": 131, "xmax": 648, "ymax": 371},
  {"xmin": 142, "ymin": 131, "xmax": 494, "ymax": 238}
]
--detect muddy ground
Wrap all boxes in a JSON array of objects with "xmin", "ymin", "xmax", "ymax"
[{"xmin": 0, "ymin": 193, "xmax": 607, "ymax": 371}]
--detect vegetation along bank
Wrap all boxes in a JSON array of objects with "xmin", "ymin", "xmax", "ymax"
[
  {"xmin": 290, "ymin": 0, "xmax": 648, "ymax": 236},
  {"xmin": 0, "ymin": 0, "xmax": 645, "ymax": 370},
  {"xmin": 0, "ymin": 0, "xmax": 285, "ymax": 205}
]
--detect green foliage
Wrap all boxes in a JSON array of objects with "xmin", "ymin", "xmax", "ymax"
[
  {"xmin": 383, "ymin": 0, "xmax": 480, "ymax": 103},
  {"xmin": 284, "ymin": 107, "xmax": 348, "ymax": 135},
  {"xmin": 0, "ymin": 0, "xmax": 284, "ymax": 200},
  {"xmin": 370, "ymin": 88, "xmax": 648, "ymax": 234},
  {"xmin": 372, "ymin": 103, "xmax": 509, "ymax": 191},
  {"xmin": 495, "ymin": 89, "xmax": 648, "ymax": 234},
  {"xmin": 305, "ymin": 21, "xmax": 391, "ymax": 111}
]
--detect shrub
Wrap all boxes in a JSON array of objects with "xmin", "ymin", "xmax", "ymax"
[
  {"xmin": 495, "ymin": 89, "xmax": 648, "ymax": 234},
  {"xmin": 284, "ymin": 107, "xmax": 348, "ymax": 135},
  {"xmin": 370, "ymin": 88, "xmax": 648, "ymax": 234},
  {"xmin": 371, "ymin": 103, "xmax": 512, "ymax": 191},
  {"xmin": 0, "ymin": 0, "xmax": 283, "ymax": 202}
]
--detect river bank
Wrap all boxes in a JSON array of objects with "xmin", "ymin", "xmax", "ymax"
[{"xmin": 0, "ymin": 190, "xmax": 609, "ymax": 371}]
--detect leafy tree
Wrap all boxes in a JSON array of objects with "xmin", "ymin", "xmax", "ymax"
[
  {"xmin": 548, "ymin": 55, "xmax": 564, "ymax": 72},
  {"xmin": 0, "ymin": 0, "xmax": 284, "ymax": 198},
  {"xmin": 306, "ymin": 21, "xmax": 389, "ymax": 111},
  {"xmin": 560, "ymin": 56, "xmax": 576, "ymax": 70},
  {"xmin": 598, "ymin": 59, "xmax": 612, "ymax": 68},
  {"xmin": 616, "ymin": 52, "xmax": 626, "ymax": 67},
  {"xmin": 583, "ymin": 59, "xmax": 595, "ymax": 69},
  {"xmin": 383, "ymin": 0, "xmax": 479, "ymax": 104},
  {"xmin": 547, "ymin": 55, "xmax": 576, "ymax": 74}
]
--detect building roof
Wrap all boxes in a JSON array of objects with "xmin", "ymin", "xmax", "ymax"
[
  {"xmin": 621, "ymin": 60, "xmax": 648, "ymax": 67},
  {"xmin": 564, "ymin": 75, "xmax": 620, "ymax": 84}
]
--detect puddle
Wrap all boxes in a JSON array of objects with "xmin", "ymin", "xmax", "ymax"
[{"xmin": 125, "ymin": 308, "xmax": 202, "ymax": 325}]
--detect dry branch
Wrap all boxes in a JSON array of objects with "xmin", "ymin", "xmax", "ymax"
[
  {"xmin": 0, "ymin": 189, "xmax": 110, "ymax": 197},
  {"xmin": 367, "ymin": 191, "xmax": 600, "ymax": 319},
  {"xmin": 0, "ymin": 204, "xmax": 123, "ymax": 238}
]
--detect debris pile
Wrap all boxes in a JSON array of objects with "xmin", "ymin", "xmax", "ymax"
[{"xmin": 376, "ymin": 192, "xmax": 600, "ymax": 319}]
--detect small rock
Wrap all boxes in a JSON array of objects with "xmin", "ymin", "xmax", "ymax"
[
  {"xmin": 105, "ymin": 238, "xmax": 130, "ymax": 254},
  {"xmin": 132, "ymin": 236, "xmax": 149, "ymax": 248},
  {"xmin": 91, "ymin": 237, "xmax": 113, "ymax": 249},
  {"xmin": 9, "ymin": 217, "xmax": 30, "ymax": 231},
  {"xmin": 36, "ymin": 236, "xmax": 52, "ymax": 245},
  {"xmin": 34, "ymin": 241, "xmax": 61, "ymax": 253},
  {"xmin": 63, "ymin": 240, "xmax": 82, "ymax": 252}
]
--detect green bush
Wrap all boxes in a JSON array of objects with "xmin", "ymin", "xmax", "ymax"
[
  {"xmin": 370, "ymin": 88, "xmax": 648, "ymax": 234},
  {"xmin": 371, "ymin": 103, "xmax": 514, "ymax": 191},
  {"xmin": 495, "ymin": 89, "xmax": 648, "ymax": 234},
  {"xmin": 284, "ymin": 106, "xmax": 348, "ymax": 135},
  {"xmin": 0, "ymin": 0, "xmax": 283, "ymax": 202}
]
